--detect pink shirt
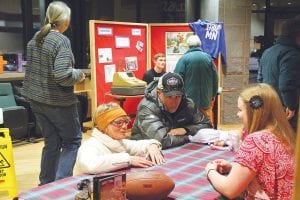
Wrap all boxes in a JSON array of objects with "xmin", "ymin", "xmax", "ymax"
[{"xmin": 234, "ymin": 130, "xmax": 294, "ymax": 200}]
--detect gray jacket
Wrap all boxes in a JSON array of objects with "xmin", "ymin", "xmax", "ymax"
[{"xmin": 131, "ymin": 80, "xmax": 212, "ymax": 149}]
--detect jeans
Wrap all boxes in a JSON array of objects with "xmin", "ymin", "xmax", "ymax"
[{"xmin": 30, "ymin": 101, "xmax": 82, "ymax": 185}]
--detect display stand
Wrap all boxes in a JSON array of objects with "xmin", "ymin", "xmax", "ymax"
[{"xmin": 89, "ymin": 20, "xmax": 148, "ymax": 117}]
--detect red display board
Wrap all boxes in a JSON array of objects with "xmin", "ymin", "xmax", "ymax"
[{"xmin": 89, "ymin": 20, "xmax": 148, "ymax": 116}]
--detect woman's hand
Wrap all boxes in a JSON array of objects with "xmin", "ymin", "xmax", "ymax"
[
  {"xmin": 130, "ymin": 156, "xmax": 154, "ymax": 168},
  {"xmin": 146, "ymin": 144, "xmax": 165, "ymax": 165},
  {"xmin": 205, "ymin": 161, "xmax": 218, "ymax": 176},
  {"xmin": 214, "ymin": 159, "xmax": 232, "ymax": 174},
  {"xmin": 205, "ymin": 159, "xmax": 232, "ymax": 176},
  {"xmin": 79, "ymin": 73, "xmax": 86, "ymax": 82}
]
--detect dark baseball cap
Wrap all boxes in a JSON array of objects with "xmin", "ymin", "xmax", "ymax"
[{"xmin": 157, "ymin": 72, "xmax": 184, "ymax": 96}]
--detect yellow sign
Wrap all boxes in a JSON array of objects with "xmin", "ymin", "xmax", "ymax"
[{"xmin": 0, "ymin": 128, "xmax": 18, "ymax": 198}]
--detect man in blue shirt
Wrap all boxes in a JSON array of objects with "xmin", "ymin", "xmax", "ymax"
[{"xmin": 258, "ymin": 17, "xmax": 300, "ymax": 131}]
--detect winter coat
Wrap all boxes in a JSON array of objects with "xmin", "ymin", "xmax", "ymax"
[
  {"xmin": 75, "ymin": 128, "xmax": 161, "ymax": 174},
  {"xmin": 131, "ymin": 80, "xmax": 212, "ymax": 149},
  {"xmin": 174, "ymin": 47, "xmax": 218, "ymax": 109}
]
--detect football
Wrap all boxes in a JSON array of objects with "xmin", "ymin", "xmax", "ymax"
[{"xmin": 126, "ymin": 170, "xmax": 175, "ymax": 200}]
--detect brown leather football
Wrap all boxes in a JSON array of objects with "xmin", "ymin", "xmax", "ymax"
[{"xmin": 126, "ymin": 170, "xmax": 175, "ymax": 200}]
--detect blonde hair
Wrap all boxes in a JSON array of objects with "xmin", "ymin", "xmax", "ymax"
[
  {"xmin": 36, "ymin": 1, "xmax": 71, "ymax": 44},
  {"xmin": 239, "ymin": 83, "xmax": 295, "ymax": 150},
  {"xmin": 93, "ymin": 102, "xmax": 129, "ymax": 132}
]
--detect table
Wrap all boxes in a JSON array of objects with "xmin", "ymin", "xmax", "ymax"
[
  {"xmin": 105, "ymin": 92, "xmax": 144, "ymax": 108},
  {"xmin": 0, "ymin": 70, "xmax": 93, "ymax": 119},
  {"xmin": 0, "ymin": 72, "xmax": 25, "ymax": 82},
  {"xmin": 18, "ymin": 143, "xmax": 234, "ymax": 200},
  {"xmin": 0, "ymin": 69, "xmax": 91, "ymax": 83}
]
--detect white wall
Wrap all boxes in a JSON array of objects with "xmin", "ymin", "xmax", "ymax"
[
  {"xmin": 250, "ymin": 13, "xmax": 264, "ymax": 38},
  {"xmin": 200, "ymin": 0, "xmax": 219, "ymax": 22},
  {"xmin": 250, "ymin": 13, "xmax": 264, "ymax": 51}
]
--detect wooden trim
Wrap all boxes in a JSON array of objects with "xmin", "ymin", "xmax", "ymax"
[
  {"xmin": 217, "ymin": 53, "xmax": 222, "ymax": 126},
  {"xmin": 89, "ymin": 20, "xmax": 97, "ymax": 118}
]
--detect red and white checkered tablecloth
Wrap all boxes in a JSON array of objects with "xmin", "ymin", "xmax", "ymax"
[{"xmin": 18, "ymin": 143, "xmax": 234, "ymax": 200}]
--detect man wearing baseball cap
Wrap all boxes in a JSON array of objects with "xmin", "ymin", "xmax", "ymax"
[{"xmin": 131, "ymin": 72, "xmax": 212, "ymax": 149}]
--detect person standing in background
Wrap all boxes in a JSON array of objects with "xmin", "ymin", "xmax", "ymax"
[
  {"xmin": 22, "ymin": 1, "xmax": 85, "ymax": 185},
  {"xmin": 143, "ymin": 53, "xmax": 166, "ymax": 84},
  {"xmin": 174, "ymin": 35, "xmax": 218, "ymax": 124},
  {"xmin": 257, "ymin": 16, "xmax": 300, "ymax": 131}
]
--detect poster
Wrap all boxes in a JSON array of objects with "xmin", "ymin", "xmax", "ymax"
[
  {"xmin": 104, "ymin": 64, "xmax": 116, "ymax": 83},
  {"xmin": 125, "ymin": 56, "xmax": 138, "ymax": 71},
  {"xmin": 115, "ymin": 36, "xmax": 130, "ymax": 48},
  {"xmin": 98, "ymin": 48, "xmax": 113, "ymax": 63},
  {"xmin": 165, "ymin": 32, "xmax": 193, "ymax": 72}
]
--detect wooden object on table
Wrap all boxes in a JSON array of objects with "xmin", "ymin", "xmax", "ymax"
[
  {"xmin": 74, "ymin": 69, "xmax": 92, "ymax": 119},
  {"xmin": 74, "ymin": 69, "xmax": 91, "ymax": 94}
]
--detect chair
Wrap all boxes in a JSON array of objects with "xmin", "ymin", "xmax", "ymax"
[{"xmin": 0, "ymin": 82, "xmax": 28, "ymax": 140}]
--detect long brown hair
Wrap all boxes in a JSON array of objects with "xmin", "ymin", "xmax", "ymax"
[{"xmin": 239, "ymin": 83, "xmax": 295, "ymax": 150}]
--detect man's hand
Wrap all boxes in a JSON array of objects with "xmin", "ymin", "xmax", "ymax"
[{"xmin": 167, "ymin": 128, "xmax": 186, "ymax": 136}]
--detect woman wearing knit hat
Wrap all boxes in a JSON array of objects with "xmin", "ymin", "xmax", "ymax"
[{"xmin": 75, "ymin": 102, "xmax": 164, "ymax": 174}]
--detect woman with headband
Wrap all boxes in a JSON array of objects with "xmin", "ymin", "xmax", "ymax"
[
  {"xmin": 75, "ymin": 102, "xmax": 164, "ymax": 174},
  {"xmin": 205, "ymin": 83, "xmax": 295, "ymax": 199}
]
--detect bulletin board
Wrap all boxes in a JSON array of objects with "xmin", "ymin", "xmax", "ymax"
[{"xmin": 89, "ymin": 20, "xmax": 148, "ymax": 117}]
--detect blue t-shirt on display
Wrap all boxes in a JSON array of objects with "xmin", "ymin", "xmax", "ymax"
[{"xmin": 189, "ymin": 20, "xmax": 227, "ymax": 64}]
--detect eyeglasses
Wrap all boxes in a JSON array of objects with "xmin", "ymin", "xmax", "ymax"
[{"xmin": 111, "ymin": 117, "xmax": 130, "ymax": 128}]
